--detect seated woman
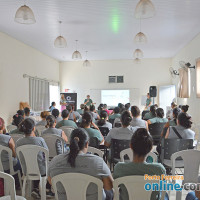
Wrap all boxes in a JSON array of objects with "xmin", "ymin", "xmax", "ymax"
[
  {"xmin": 144, "ymin": 105, "xmax": 156, "ymax": 120},
  {"xmin": 97, "ymin": 103, "xmax": 104, "ymax": 115},
  {"xmin": 77, "ymin": 104, "xmax": 85, "ymax": 115},
  {"xmin": 52, "ymin": 109, "xmax": 63, "ymax": 124},
  {"xmin": 105, "ymin": 111, "xmax": 138, "ymax": 148},
  {"xmin": 10, "ymin": 114, "xmax": 24, "ymax": 134},
  {"xmin": 56, "ymin": 109, "xmax": 78, "ymax": 129},
  {"xmin": 49, "ymin": 102, "xmax": 56, "ymax": 113},
  {"xmin": 97, "ymin": 111, "xmax": 112, "ymax": 130},
  {"xmin": 67, "ymin": 105, "xmax": 81, "ymax": 122},
  {"xmin": 147, "ymin": 108, "xmax": 168, "ymax": 125},
  {"xmin": 81, "ymin": 112, "xmax": 104, "ymax": 144},
  {"xmin": 90, "ymin": 105, "xmax": 100, "ymax": 120},
  {"xmin": 166, "ymin": 102, "xmax": 177, "ymax": 120},
  {"xmin": 48, "ymin": 128, "xmax": 113, "ymax": 200},
  {"xmin": 36, "ymin": 111, "xmax": 50, "ymax": 126},
  {"xmin": 130, "ymin": 106, "xmax": 148, "ymax": 130},
  {"xmin": 165, "ymin": 112, "xmax": 195, "ymax": 140},
  {"xmin": 113, "ymin": 128, "xmax": 167, "ymax": 200},
  {"xmin": 42, "ymin": 115, "xmax": 68, "ymax": 154},
  {"xmin": 181, "ymin": 105, "xmax": 189, "ymax": 113},
  {"xmin": 109, "ymin": 107, "xmax": 121, "ymax": 120}
]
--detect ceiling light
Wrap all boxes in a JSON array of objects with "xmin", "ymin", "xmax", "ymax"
[
  {"xmin": 83, "ymin": 51, "xmax": 91, "ymax": 67},
  {"xmin": 135, "ymin": 0, "xmax": 156, "ymax": 19},
  {"xmin": 15, "ymin": 5, "xmax": 36, "ymax": 24},
  {"xmin": 134, "ymin": 32, "xmax": 147, "ymax": 44},
  {"xmin": 54, "ymin": 21, "xmax": 67, "ymax": 48},
  {"xmin": 134, "ymin": 49, "xmax": 144, "ymax": 59},
  {"xmin": 134, "ymin": 58, "xmax": 141, "ymax": 64},
  {"xmin": 72, "ymin": 40, "xmax": 82, "ymax": 60}
]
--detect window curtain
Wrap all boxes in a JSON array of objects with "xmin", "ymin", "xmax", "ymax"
[
  {"xmin": 196, "ymin": 59, "xmax": 200, "ymax": 98},
  {"xmin": 29, "ymin": 78, "xmax": 50, "ymax": 111},
  {"xmin": 178, "ymin": 67, "xmax": 190, "ymax": 98}
]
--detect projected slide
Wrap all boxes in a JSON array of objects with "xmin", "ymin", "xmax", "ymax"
[{"xmin": 101, "ymin": 90, "xmax": 130, "ymax": 107}]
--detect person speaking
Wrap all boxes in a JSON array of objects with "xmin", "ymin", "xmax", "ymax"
[
  {"xmin": 84, "ymin": 95, "xmax": 93, "ymax": 107},
  {"xmin": 145, "ymin": 93, "xmax": 152, "ymax": 110}
]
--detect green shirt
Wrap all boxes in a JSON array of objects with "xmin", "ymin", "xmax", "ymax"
[
  {"xmin": 146, "ymin": 98, "xmax": 152, "ymax": 107},
  {"xmin": 169, "ymin": 119, "xmax": 177, "ymax": 126},
  {"xmin": 10, "ymin": 128, "xmax": 24, "ymax": 135},
  {"xmin": 109, "ymin": 113, "xmax": 121, "ymax": 120},
  {"xmin": 149, "ymin": 117, "xmax": 168, "ymax": 124},
  {"xmin": 144, "ymin": 112, "xmax": 155, "ymax": 120},
  {"xmin": 84, "ymin": 128, "xmax": 103, "ymax": 143},
  {"xmin": 55, "ymin": 120, "xmax": 78, "ymax": 129},
  {"xmin": 114, "ymin": 162, "xmax": 166, "ymax": 200},
  {"xmin": 84, "ymin": 99, "xmax": 93, "ymax": 106}
]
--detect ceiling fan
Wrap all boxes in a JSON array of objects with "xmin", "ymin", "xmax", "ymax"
[
  {"xmin": 169, "ymin": 67, "xmax": 179, "ymax": 78},
  {"xmin": 179, "ymin": 61, "xmax": 195, "ymax": 70}
]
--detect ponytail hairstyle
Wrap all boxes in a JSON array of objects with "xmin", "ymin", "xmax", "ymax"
[
  {"xmin": 173, "ymin": 107, "xmax": 181, "ymax": 125},
  {"xmin": 178, "ymin": 112, "xmax": 192, "ymax": 129},
  {"xmin": 17, "ymin": 110, "xmax": 25, "ymax": 117},
  {"xmin": 13, "ymin": 114, "xmax": 24, "ymax": 127},
  {"xmin": 156, "ymin": 108, "xmax": 164, "ymax": 118},
  {"xmin": 68, "ymin": 128, "xmax": 89, "ymax": 167},
  {"xmin": 81, "ymin": 112, "xmax": 92, "ymax": 128},
  {"xmin": 131, "ymin": 128, "xmax": 153, "ymax": 157},
  {"xmin": 121, "ymin": 110, "xmax": 132, "ymax": 127},
  {"xmin": 61, "ymin": 109, "xmax": 70, "ymax": 119},
  {"xmin": 19, "ymin": 118, "xmax": 35, "ymax": 135},
  {"xmin": 40, "ymin": 111, "xmax": 50, "ymax": 119},
  {"xmin": 49, "ymin": 102, "xmax": 56, "ymax": 109},
  {"xmin": 52, "ymin": 109, "xmax": 60, "ymax": 118},
  {"xmin": 150, "ymin": 105, "xmax": 156, "ymax": 117},
  {"xmin": 97, "ymin": 111, "xmax": 108, "ymax": 126},
  {"xmin": 0, "ymin": 118, "xmax": 5, "ymax": 131},
  {"xmin": 131, "ymin": 106, "xmax": 140, "ymax": 117},
  {"xmin": 46, "ymin": 115, "xmax": 56, "ymax": 128},
  {"xmin": 181, "ymin": 105, "xmax": 189, "ymax": 113}
]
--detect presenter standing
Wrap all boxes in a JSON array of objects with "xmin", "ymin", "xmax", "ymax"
[
  {"xmin": 145, "ymin": 93, "xmax": 152, "ymax": 110},
  {"xmin": 60, "ymin": 94, "xmax": 67, "ymax": 111},
  {"xmin": 84, "ymin": 95, "xmax": 93, "ymax": 107}
]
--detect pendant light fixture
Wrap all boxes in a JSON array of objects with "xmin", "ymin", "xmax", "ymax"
[
  {"xmin": 83, "ymin": 51, "xmax": 91, "ymax": 67},
  {"xmin": 135, "ymin": 0, "xmax": 156, "ymax": 19},
  {"xmin": 134, "ymin": 18, "xmax": 147, "ymax": 44},
  {"xmin": 54, "ymin": 21, "xmax": 67, "ymax": 48},
  {"xmin": 72, "ymin": 40, "xmax": 82, "ymax": 60},
  {"xmin": 134, "ymin": 49, "xmax": 144, "ymax": 59},
  {"xmin": 134, "ymin": 58, "xmax": 141, "ymax": 64},
  {"xmin": 15, "ymin": 4, "xmax": 36, "ymax": 24}
]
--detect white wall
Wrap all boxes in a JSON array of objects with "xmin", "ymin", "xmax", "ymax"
[
  {"xmin": 172, "ymin": 33, "xmax": 200, "ymax": 125},
  {"xmin": 60, "ymin": 58, "xmax": 172, "ymax": 109},
  {"xmin": 0, "ymin": 32, "xmax": 59, "ymax": 125}
]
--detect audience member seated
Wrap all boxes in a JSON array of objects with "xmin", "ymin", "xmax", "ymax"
[
  {"xmin": 56, "ymin": 109, "xmax": 78, "ymax": 129},
  {"xmin": 36, "ymin": 111, "xmax": 50, "ymax": 126},
  {"xmin": 105, "ymin": 111, "xmax": 138, "ymax": 148},
  {"xmin": 147, "ymin": 108, "xmax": 168, "ymax": 125},
  {"xmin": 125, "ymin": 103, "xmax": 131, "ymax": 112},
  {"xmin": 103, "ymin": 104, "xmax": 110, "ymax": 115},
  {"xmin": 109, "ymin": 107, "xmax": 121, "ymax": 120},
  {"xmin": 10, "ymin": 114, "xmax": 24, "ymax": 135},
  {"xmin": 48, "ymin": 128, "xmax": 113, "ymax": 200},
  {"xmin": 166, "ymin": 102, "xmax": 177, "ymax": 120},
  {"xmin": 77, "ymin": 104, "xmax": 85, "ymax": 115},
  {"xmin": 81, "ymin": 112, "xmax": 104, "ymax": 144},
  {"xmin": 165, "ymin": 112, "xmax": 195, "ymax": 140},
  {"xmin": 97, "ymin": 103, "xmax": 104, "ymax": 115},
  {"xmin": 181, "ymin": 105, "xmax": 189, "ymax": 113},
  {"xmin": 90, "ymin": 105, "xmax": 100, "ymax": 120},
  {"xmin": 143, "ymin": 105, "xmax": 156, "ymax": 120},
  {"xmin": 130, "ymin": 106, "xmax": 148, "ymax": 130},
  {"xmin": 24, "ymin": 107, "xmax": 36, "ymax": 125},
  {"xmin": 97, "ymin": 111, "xmax": 112, "ymax": 130},
  {"xmin": 67, "ymin": 105, "xmax": 81, "ymax": 122},
  {"xmin": 49, "ymin": 102, "xmax": 56, "ymax": 113},
  {"xmin": 42, "ymin": 115, "xmax": 68, "ymax": 154},
  {"xmin": 17, "ymin": 110, "xmax": 25, "ymax": 118},
  {"xmin": 113, "ymin": 128, "xmax": 168, "ymax": 200},
  {"xmin": 52, "ymin": 109, "xmax": 62, "ymax": 124},
  {"xmin": 119, "ymin": 104, "xmax": 125, "ymax": 114}
]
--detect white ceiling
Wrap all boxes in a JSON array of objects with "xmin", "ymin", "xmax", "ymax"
[{"xmin": 0, "ymin": 0, "xmax": 200, "ymax": 61}]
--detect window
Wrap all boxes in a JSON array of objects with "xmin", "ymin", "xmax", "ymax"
[
  {"xmin": 178, "ymin": 68, "xmax": 190, "ymax": 98},
  {"xmin": 49, "ymin": 83, "xmax": 60, "ymax": 110},
  {"xmin": 197, "ymin": 59, "xmax": 200, "ymax": 98}
]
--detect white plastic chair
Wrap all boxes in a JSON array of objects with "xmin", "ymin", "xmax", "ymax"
[
  {"xmin": 0, "ymin": 146, "xmax": 22, "ymax": 191},
  {"xmin": 87, "ymin": 147, "xmax": 103, "ymax": 158},
  {"xmin": 120, "ymin": 148, "xmax": 157, "ymax": 162},
  {"xmin": 59, "ymin": 126, "xmax": 75, "ymax": 142},
  {"xmin": 0, "ymin": 172, "xmax": 26, "ymax": 200},
  {"xmin": 35, "ymin": 126, "xmax": 46, "ymax": 137},
  {"xmin": 52, "ymin": 173, "xmax": 103, "ymax": 200},
  {"xmin": 42, "ymin": 134, "xmax": 64, "ymax": 159},
  {"xmin": 6, "ymin": 125, "xmax": 17, "ymax": 133},
  {"xmin": 16, "ymin": 145, "xmax": 49, "ymax": 200},
  {"xmin": 114, "ymin": 176, "xmax": 166, "ymax": 200},
  {"xmin": 10, "ymin": 135, "xmax": 24, "ymax": 144}
]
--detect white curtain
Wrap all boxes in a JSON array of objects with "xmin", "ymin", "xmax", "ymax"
[
  {"xmin": 178, "ymin": 68, "xmax": 190, "ymax": 98},
  {"xmin": 197, "ymin": 59, "xmax": 200, "ymax": 98},
  {"xmin": 29, "ymin": 78, "xmax": 50, "ymax": 111}
]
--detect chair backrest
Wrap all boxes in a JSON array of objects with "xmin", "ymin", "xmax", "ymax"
[
  {"xmin": 35, "ymin": 125, "xmax": 46, "ymax": 137},
  {"xmin": 52, "ymin": 173, "xmax": 103, "ymax": 200},
  {"xmin": 115, "ymin": 123, "xmax": 122, "ymax": 128},
  {"xmin": 109, "ymin": 119, "xmax": 115, "ymax": 127},
  {"xmin": 87, "ymin": 147, "xmax": 103, "ymax": 158},
  {"xmin": 149, "ymin": 123, "xmax": 166, "ymax": 144},
  {"xmin": 59, "ymin": 126, "xmax": 75, "ymax": 140},
  {"xmin": 42, "ymin": 135, "xmax": 64, "ymax": 158},
  {"xmin": 89, "ymin": 137, "xmax": 100, "ymax": 148},
  {"xmin": 171, "ymin": 150, "xmax": 200, "ymax": 184},
  {"xmin": 6, "ymin": 125, "xmax": 17, "ymax": 133},
  {"xmin": 11, "ymin": 134, "xmax": 24, "ymax": 144},
  {"xmin": 142, "ymin": 110, "xmax": 150, "ymax": 120},
  {"xmin": 111, "ymin": 139, "xmax": 130, "ymax": 160},
  {"xmin": 16, "ymin": 145, "xmax": 49, "ymax": 177},
  {"xmin": 114, "ymin": 176, "xmax": 159, "ymax": 200},
  {"xmin": 0, "ymin": 172, "xmax": 16, "ymax": 200},
  {"xmin": 120, "ymin": 148, "xmax": 157, "ymax": 163},
  {"xmin": 160, "ymin": 139, "xmax": 193, "ymax": 162},
  {"xmin": 98, "ymin": 127, "xmax": 109, "ymax": 137}
]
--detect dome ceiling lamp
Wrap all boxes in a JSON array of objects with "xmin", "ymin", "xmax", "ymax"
[
  {"xmin": 54, "ymin": 21, "xmax": 67, "ymax": 48},
  {"xmin": 134, "ymin": 58, "xmax": 141, "ymax": 64},
  {"xmin": 134, "ymin": 49, "xmax": 144, "ymax": 59},
  {"xmin": 83, "ymin": 51, "xmax": 91, "ymax": 67},
  {"xmin": 72, "ymin": 40, "xmax": 82, "ymax": 60},
  {"xmin": 134, "ymin": 18, "xmax": 147, "ymax": 44}
]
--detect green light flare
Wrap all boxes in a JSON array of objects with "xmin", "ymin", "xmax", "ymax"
[{"xmin": 111, "ymin": 8, "xmax": 120, "ymax": 33}]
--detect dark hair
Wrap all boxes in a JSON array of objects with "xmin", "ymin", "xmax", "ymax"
[
  {"xmin": 49, "ymin": 101, "xmax": 56, "ymax": 109},
  {"xmin": 81, "ymin": 112, "xmax": 92, "ymax": 128},
  {"xmin": 17, "ymin": 110, "xmax": 25, "ymax": 116},
  {"xmin": 90, "ymin": 105, "xmax": 95, "ymax": 112},
  {"xmin": 97, "ymin": 111, "xmax": 108, "ymax": 126},
  {"xmin": 113, "ymin": 107, "xmax": 120, "ymax": 114},
  {"xmin": 121, "ymin": 111, "xmax": 132, "ymax": 127},
  {"xmin": 125, "ymin": 103, "xmax": 130, "ymax": 110},
  {"xmin": 181, "ymin": 105, "xmax": 189, "ymax": 113},
  {"xmin": 98, "ymin": 104, "xmax": 104, "ymax": 111},
  {"xmin": 13, "ymin": 114, "xmax": 24, "ymax": 127},
  {"xmin": 80, "ymin": 104, "xmax": 85, "ymax": 109},
  {"xmin": 131, "ymin": 128, "xmax": 153, "ymax": 157},
  {"xmin": 150, "ymin": 105, "xmax": 156, "ymax": 117},
  {"xmin": 178, "ymin": 112, "xmax": 192, "ymax": 129},
  {"xmin": 119, "ymin": 104, "xmax": 125, "ymax": 114},
  {"xmin": 40, "ymin": 111, "xmax": 49, "ymax": 119},
  {"xmin": 24, "ymin": 107, "xmax": 30, "ymax": 116},
  {"xmin": 0, "ymin": 118, "xmax": 5, "ymax": 130},
  {"xmin": 62, "ymin": 109, "xmax": 70, "ymax": 119},
  {"xmin": 131, "ymin": 106, "xmax": 140, "ymax": 117},
  {"xmin": 68, "ymin": 128, "xmax": 89, "ymax": 167},
  {"xmin": 52, "ymin": 109, "xmax": 60, "ymax": 118},
  {"xmin": 156, "ymin": 108, "xmax": 164, "ymax": 118},
  {"xmin": 19, "ymin": 118, "xmax": 35, "ymax": 135},
  {"xmin": 103, "ymin": 104, "xmax": 107, "ymax": 109},
  {"xmin": 84, "ymin": 106, "xmax": 89, "ymax": 113},
  {"xmin": 66, "ymin": 105, "xmax": 72, "ymax": 113},
  {"xmin": 171, "ymin": 102, "xmax": 177, "ymax": 108},
  {"xmin": 172, "ymin": 107, "xmax": 181, "ymax": 125},
  {"xmin": 46, "ymin": 115, "xmax": 56, "ymax": 128}
]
